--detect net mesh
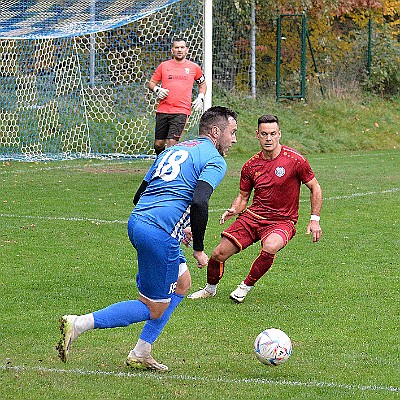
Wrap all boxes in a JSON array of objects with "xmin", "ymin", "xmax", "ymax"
[{"xmin": 0, "ymin": 0, "xmax": 204, "ymax": 161}]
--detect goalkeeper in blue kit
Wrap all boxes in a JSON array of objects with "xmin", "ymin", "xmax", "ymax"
[{"xmin": 56, "ymin": 106, "xmax": 238, "ymax": 371}]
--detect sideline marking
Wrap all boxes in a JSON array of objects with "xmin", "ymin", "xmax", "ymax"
[
  {"xmin": 0, "ymin": 151, "xmax": 396, "ymax": 178},
  {"xmin": 0, "ymin": 188, "xmax": 398, "ymax": 225},
  {"xmin": 319, "ymin": 188, "xmax": 399, "ymax": 201},
  {"xmin": 0, "ymin": 151, "xmax": 393, "ymax": 175},
  {"xmin": 0, "ymin": 213, "xmax": 127, "ymax": 224},
  {"xmin": 1, "ymin": 365, "xmax": 398, "ymax": 393},
  {"xmin": 0, "ymin": 160, "xmax": 152, "ymax": 175}
]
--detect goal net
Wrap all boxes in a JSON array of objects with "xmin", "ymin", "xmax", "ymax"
[{"xmin": 0, "ymin": 0, "xmax": 204, "ymax": 161}]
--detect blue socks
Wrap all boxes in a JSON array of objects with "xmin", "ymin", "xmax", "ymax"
[
  {"xmin": 139, "ymin": 293, "xmax": 184, "ymax": 344},
  {"xmin": 92, "ymin": 294, "xmax": 184, "ymax": 341},
  {"xmin": 93, "ymin": 300, "xmax": 151, "ymax": 329}
]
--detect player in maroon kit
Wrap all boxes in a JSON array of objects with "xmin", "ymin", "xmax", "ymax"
[
  {"xmin": 148, "ymin": 38, "xmax": 207, "ymax": 155},
  {"xmin": 188, "ymin": 114, "xmax": 322, "ymax": 303}
]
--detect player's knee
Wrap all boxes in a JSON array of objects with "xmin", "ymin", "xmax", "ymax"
[
  {"xmin": 175, "ymin": 270, "xmax": 191, "ymax": 295},
  {"xmin": 150, "ymin": 303, "xmax": 169, "ymax": 319},
  {"xmin": 166, "ymin": 138, "xmax": 179, "ymax": 148},
  {"xmin": 140, "ymin": 295, "xmax": 168, "ymax": 319},
  {"xmin": 154, "ymin": 140, "xmax": 165, "ymax": 153},
  {"xmin": 262, "ymin": 234, "xmax": 286, "ymax": 254},
  {"xmin": 262, "ymin": 242, "xmax": 284, "ymax": 254},
  {"xmin": 211, "ymin": 248, "xmax": 222, "ymax": 261},
  {"xmin": 211, "ymin": 244, "xmax": 236, "ymax": 262},
  {"xmin": 154, "ymin": 145, "xmax": 165, "ymax": 155}
]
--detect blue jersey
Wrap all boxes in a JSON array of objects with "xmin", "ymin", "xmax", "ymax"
[{"xmin": 133, "ymin": 137, "xmax": 226, "ymax": 241}]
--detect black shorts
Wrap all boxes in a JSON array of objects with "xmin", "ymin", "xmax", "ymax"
[{"xmin": 155, "ymin": 113, "xmax": 188, "ymax": 141}]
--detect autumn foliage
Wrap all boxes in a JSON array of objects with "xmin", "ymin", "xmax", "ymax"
[{"xmin": 213, "ymin": 0, "xmax": 400, "ymax": 97}]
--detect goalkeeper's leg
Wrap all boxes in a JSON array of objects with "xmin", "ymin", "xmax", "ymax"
[{"xmin": 154, "ymin": 113, "xmax": 170, "ymax": 155}]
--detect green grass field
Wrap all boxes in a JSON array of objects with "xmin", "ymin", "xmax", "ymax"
[{"xmin": 1, "ymin": 148, "xmax": 399, "ymax": 399}]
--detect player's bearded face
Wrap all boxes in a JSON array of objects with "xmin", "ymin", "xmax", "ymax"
[
  {"xmin": 216, "ymin": 118, "xmax": 237, "ymax": 156},
  {"xmin": 172, "ymin": 42, "xmax": 188, "ymax": 60}
]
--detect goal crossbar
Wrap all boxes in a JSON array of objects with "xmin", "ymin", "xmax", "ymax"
[{"xmin": 0, "ymin": 0, "xmax": 205, "ymax": 161}]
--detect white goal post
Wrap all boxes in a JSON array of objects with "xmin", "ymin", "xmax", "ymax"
[{"xmin": 0, "ymin": 0, "xmax": 211, "ymax": 161}]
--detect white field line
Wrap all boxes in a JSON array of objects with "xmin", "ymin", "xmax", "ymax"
[
  {"xmin": 2, "ymin": 187, "xmax": 399, "ymax": 395},
  {"xmin": 0, "ymin": 160, "xmax": 152, "ymax": 175},
  {"xmin": 0, "ymin": 151, "xmax": 395, "ymax": 177},
  {"xmin": 0, "ymin": 213, "xmax": 128, "ymax": 224},
  {"xmin": 0, "ymin": 188, "xmax": 398, "ymax": 225},
  {"xmin": 1, "ymin": 365, "xmax": 398, "ymax": 393}
]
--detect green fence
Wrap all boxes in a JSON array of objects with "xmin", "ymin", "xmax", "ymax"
[{"xmin": 212, "ymin": 1, "xmax": 400, "ymax": 99}]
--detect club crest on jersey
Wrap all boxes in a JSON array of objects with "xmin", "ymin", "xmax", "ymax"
[
  {"xmin": 185, "ymin": 68, "xmax": 190, "ymax": 74},
  {"xmin": 275, "ymin": 166, "xmax": 285, "ymax": 177}
]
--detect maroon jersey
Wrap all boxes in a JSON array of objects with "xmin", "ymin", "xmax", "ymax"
[{"xmin": 240, "ymin": 146, "xmax": 315, "ymax": 223}]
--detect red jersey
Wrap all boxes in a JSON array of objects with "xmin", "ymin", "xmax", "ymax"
[
  {"xmin": 152, "ymin": 59, "xmax": 204, "ymax": 115},
  {"xmin": 240, "ymin": 146, "xmax": 315, "ymax": 223}
]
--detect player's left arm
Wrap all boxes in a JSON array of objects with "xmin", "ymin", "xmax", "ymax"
[
  {"xmin": 197, "ymin": 78, "xmax": 207, "ymax": 95},
  {"xmin": 192, "ymin": 70, "xmax": 207, "ymax": 111},
  {"xmin": 190, "ymin": 179, "xmax": 213, "ymax": 267},
  {"xmin": 194, "ymin": 66, "xmax": 207, "ymax": 95},
  {"xmin": 304, "ymin": 177, "xmax": 323, "ymax": 242}
]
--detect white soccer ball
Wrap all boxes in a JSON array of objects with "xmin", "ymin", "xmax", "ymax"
[{"xmin": 254, "ymin": 328, "xmax": 292, "ymax": 366}]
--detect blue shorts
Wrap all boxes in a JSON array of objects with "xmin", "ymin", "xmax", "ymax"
[{"xmin": 128, "ymin": 214, "xmax": 182, "ymax": 302}]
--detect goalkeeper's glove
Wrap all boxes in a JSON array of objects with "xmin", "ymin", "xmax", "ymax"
[
  {"xmin": 192, "ymin": 93, "xmax": 205, "ymax": 112},
  {"xmin": 153, "ymin": 86, "xmax": 169, "ymax": 99}
]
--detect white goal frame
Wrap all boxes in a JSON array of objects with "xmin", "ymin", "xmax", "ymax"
[{"xmin": 0, "ymin": 0, "xmax": 212, "ymax": 161}]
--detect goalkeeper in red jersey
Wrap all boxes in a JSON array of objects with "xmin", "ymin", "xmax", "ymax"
[
  {"xmin": 188, "ymin": 114, "xmax": 322, "ymax": 303},
  {"xmin": 148, "ymin": 37, "xmax": 207, "ymax": 155}
]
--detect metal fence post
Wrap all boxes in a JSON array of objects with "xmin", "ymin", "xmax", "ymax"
[
  {"xmin": 300, "ymin": 12, "xmax": 307, "ymax": 99},
  {"xmin": 367, "ymin": 18, "xmax": 372, "ymax": 75},
  {"xmin": 276, "ymin": 15, "xmax": 282, "ymax": 102}
]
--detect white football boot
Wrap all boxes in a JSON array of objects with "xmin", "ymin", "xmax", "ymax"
[
  {"xmin": 229, "ymin": 281, "xmax": 252, "ymax": 303},
  {"xmin": 56, "ymin": 315, "xmax": 79, "ymax": 362},
  {"xmin": 187, "ymin": 283, "xmax": 217, "ymax": 299},
  {"xmin": 126, "ymin": 349, "xmax": 168, "ymax": 372}
]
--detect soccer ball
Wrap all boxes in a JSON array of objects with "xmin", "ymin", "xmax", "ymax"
[{"xmin": 254, "ymin": 328, "xmax": 292, "ymax": 366}]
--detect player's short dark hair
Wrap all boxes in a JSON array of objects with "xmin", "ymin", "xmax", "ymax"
[
  {"xmin": 172, "ymin": 37, "xmax": 186, "ymax": 45},
  {"xmin": 258, "ymin": 115, "xmax": 279, "ymax": 128},
  {"xmin": 199, "ymin": 106, "xmax": 238, "ymax": 135}
]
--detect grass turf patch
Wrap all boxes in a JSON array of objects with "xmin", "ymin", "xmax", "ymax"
[{"xmin": 0, "ymin": 149, "xmax": 399, "ymax": 399}]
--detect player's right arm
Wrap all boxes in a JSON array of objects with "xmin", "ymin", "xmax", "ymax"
[
  {"xmin": 147, "ymin": 77, "xmax": 159, "ymax": 91},
  {"xmin": 219, "ymin": 189, "xmax": 251, "ymax": 224},
  {"xmin": 133, "ymin": 180, "xmax": 148, "ymax": 205},
  {"xmin": 148, "ymin": 76, "xmax": 169, "ymax": 99},
  {"xmin": 133, "ymin": 156, "xmax": 158, "ymax": 204}
]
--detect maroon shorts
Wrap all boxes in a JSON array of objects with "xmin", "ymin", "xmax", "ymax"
[
  {"xmin": 155, "ymin": 113, "xmax": 188, "ymax": 141},
  {"xmin": 222, "ymin": 210, "xmax": 296, "ymax": 251}
]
